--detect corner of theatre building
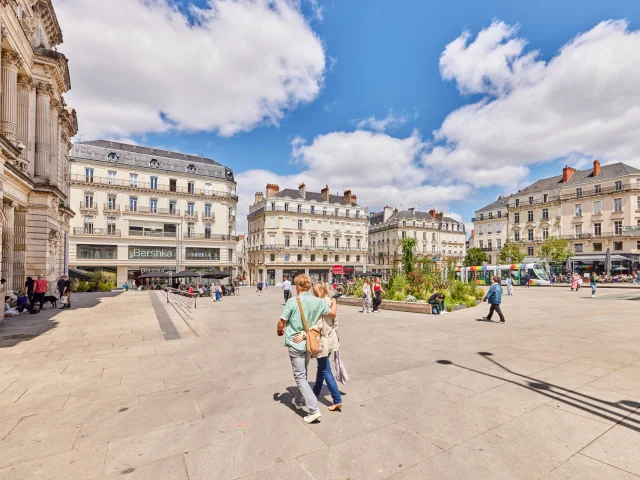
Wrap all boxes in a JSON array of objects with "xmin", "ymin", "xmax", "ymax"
[{"xmin": 0, "ymin": 0, "xmax": 78, "ymax": 291}]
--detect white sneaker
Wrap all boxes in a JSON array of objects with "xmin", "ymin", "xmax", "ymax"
[
  {"xmin": 303, "ymin": 411, "xmax": 322, "ymax": 423},
  {"xmin": 291, "ymin": 398, "xmax": 304, "ymax": 410}
]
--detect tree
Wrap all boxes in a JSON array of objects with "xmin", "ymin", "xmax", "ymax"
[
  {"xmin": 463, "ymin": 247, "xmax": 489, "ymax": 267},
  {"xmin": 498, "ymin": 241, "xmax": 525, "ymax": 264},
  {"xmin": 400, "ymin": 237, "xmax": 418, "ymax": 274},
  {"xmin": 538, "ymin": 237, "xmax": 573, "ymax": 265}
]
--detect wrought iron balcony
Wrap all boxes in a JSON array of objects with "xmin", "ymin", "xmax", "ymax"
[
  {"xmin": 79, "ymin": 202, "xmax": 98, "ymax": 212},
  {"xmin": 124, "ymin": 206, "xmax": 181, "ymax": 216},
  {"xmin": 73, "ymin": 228, "xmax": 121, "ymax": 237}
]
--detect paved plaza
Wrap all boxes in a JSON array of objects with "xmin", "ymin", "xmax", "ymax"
[{"xmin": 0, "ymin": 287, "xmax": 638, "ymax": 479}]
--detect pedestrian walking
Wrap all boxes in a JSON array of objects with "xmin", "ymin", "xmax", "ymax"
[
  {"xmin": 57, "ymin": 275, "xmax": 71, "ymax": 309},
  {"xmin": 571, "ymin": 272, "xmax": 578, "ymax": 291},
  {"xmin": 590, "ymin": 272, "xmax": 598, "ymax": 298},
  {"xmin": 256, "ymin": 281, "xmax": 263, "ymax": 296},
  {"xmin": 277, "ymin": 274, "xmax": 337, "ymax": 424},
  {"xmin": 482, "ymin": 275, "xmax": 505, "ymax": 323},
  {"xmin": 507, "ymin": 274, "xmax": 514, "ymax": 296},
  {"xmin": 310, "ymin": 282, "xmax": 342, "ymax": 411},
  {"xmin": 33, "ymin": 274, "xmax": 48, "ymax": 310},
  {"xmin": 524, "ymin": 271, "xmax": 531, "ymax": 288},
  {"xmin": 372, "ymin": 277, "xmax": 384, "ymax": 313},
  {"xmin": 361, "ymin": 278, "xmax": 372, "ymax": 313},
  {"xmin": 282, "ymin": 276, "xmax": 292, "ymax": 303}
]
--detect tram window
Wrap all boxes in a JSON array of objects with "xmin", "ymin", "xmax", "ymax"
[
  {"xmin": 511, "ymin": 270, "xmax": 520, "ymax": 284},
  {"xmin": 500, "ymin": 270, "xmax": 510, "ymax": 281},
  {"xmin": 468, "ymin": 271, "xmax": 476, "ymax": 282}
]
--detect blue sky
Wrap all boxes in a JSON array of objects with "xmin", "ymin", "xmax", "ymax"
[{"xmin": 58, "ymin": 0, "xmax": 640, "ymax": 232}]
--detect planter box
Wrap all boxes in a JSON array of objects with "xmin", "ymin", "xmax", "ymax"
[{"xmin": 337, "ymin": 296, "xmax": 431, "ymax": 314}]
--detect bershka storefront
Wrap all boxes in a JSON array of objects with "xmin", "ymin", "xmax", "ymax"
[{"xmin": 127, "ymin": 247, "xmax": 177, "ymax": 284}]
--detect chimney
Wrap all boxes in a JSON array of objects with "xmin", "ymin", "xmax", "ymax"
[
  {"xmin": 383, "ymin": 206, "xmax": 393, "ymax": 222},
  {"xmin": 436, "ymin": 211, "xmax": 444, "ymax": 221},
  {"xmin": 343, "ymin": 189, "xmax": 352, "ymax": 205},
  {"xmin": 593, "ymin": 159, "xmax": 601, "ymax": 177},
  {"xmin": 254, "ymin": 192, "xmax": 264, "ymax": 204},
  {"xmin": 394, "ymin": 208, "xmax": 399, "ymax": 213},
  {"xmin": 428, "ymin": 208, "xmax": 436, "ymax": 218},
  {"xmin": 562, "ymin": 166, "xmax": 577, "ymax": 183},
  {"xmin": 350, "ymin": 194, "xmax": 357, "ymax": 206},
  {"xmin": 408, "ymin": 207, "xmax": 415, "ymax": 214},
  {"xmin": 298, "ymin": 182, "xmax": 306, "ymax": 200},
  {"xmin": 498, "ymin": 195, "xmax": 504, "ymax": 199},
  {"xmin": 321, "ymin": 185, "xmax": 329, "ymax": 201},
  {"xmin": 266, "ymin": 183, "xmax": 279, "ymax": 198}
]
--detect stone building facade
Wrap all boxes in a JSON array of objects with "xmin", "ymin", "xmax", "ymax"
[
  {"xmin": 68, "ymin": 141, "xmax": 238, "ymax": 286},
  {"xmin": 247, "ymin": 184, "xmax": 368, "ymax": 285},
  {"xmin": 368, "ymin": 207, "xmax": 466, "ymax": 278},
  {"xmin": 470, "ymin": 161, "xmax": 640, "ymax": 268},
  {"xmin": 0, "ymin": 0, "xmax": 77, "ymax": 291}
]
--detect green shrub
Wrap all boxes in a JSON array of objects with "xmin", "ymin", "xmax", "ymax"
[
  {"xmin": 392, "ymin": 291, "xmax": 405, "ymax": 301},
  {"xmin": 76, "ymin": 281, "xmax": 90, "ymax": 293},
  {"xmin": 97, "ymin": 282, "xmax": 113, "ymax": 292},
  {"xmin": 92, "ymin": 271, "xmax": 116, "ymax": 286}
]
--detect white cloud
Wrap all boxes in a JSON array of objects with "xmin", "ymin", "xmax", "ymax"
[
  {"xmin": 57, "ymin": 0, "xmax": 326, "ymax": 139},
  {"xmin": 425, "ymin": 19, "xmax": 640, "ymax": 188},
  {"xmin": 354, "ymin": 110, "xmax": 416, "ymax": 132},
  {"xmin": 235, "ymin": 129, "xmax": 472, "ymax": 232}
]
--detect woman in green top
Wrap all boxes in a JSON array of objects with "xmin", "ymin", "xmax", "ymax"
[{"xmin": 590, "ymin": 272, "xmax": 598, "ymax": 298}]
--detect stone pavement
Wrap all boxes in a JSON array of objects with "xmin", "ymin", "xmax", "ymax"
[{"xmin": 0, "ymin": 286, "xmax": 638, "ymax": 479}]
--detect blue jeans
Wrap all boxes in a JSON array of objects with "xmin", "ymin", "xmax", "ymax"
[
  {"xmin": 591, "ymin": 283, "xmax": 596, "ymax": 295},
  {"xmin": 313, "ymin": 355, "xmax": 342, "ymax": 405}
]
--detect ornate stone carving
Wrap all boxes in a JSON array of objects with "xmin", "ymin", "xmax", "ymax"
[
  {"xmin": 17, "ymin": 75, "xmax": 33, "ymax": 90},
  {"xmin": 1, "ymin": 51, "xmax": 23, "ymax": 69},
  {"xmin": 35, "ymin": 82, "xmax": 54, "ymax": 96}
]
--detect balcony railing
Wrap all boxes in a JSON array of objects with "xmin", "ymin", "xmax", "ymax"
[
  {"xmin": 73, "ymin": 228, "xmax": 121, "ymax": 237},
  {"xmin": 183, "ymin": 233, "xmax": 239, "ymax": 241},
  {"xmin": 249, "ymin": 244, "xmax": 367, "ymax": 252},
  {"xmin": 202, "ymin": 214, "xmax": 215, "ymax": 222},
  {"xmin": 124, "ymin": 206, "xmax": 181, "ymax": 216},
  {"xmin": 129, "ymin": 231, "xmax": 177, "ymax": 238},
  {"xmin": 71, "ymin": 174, "xmax": 238, "ymax": 200},
  {"xmin": 79, "ymin": 202, "xmax": 98, "ymax": 211},
  {"xmin": 103, "ymin": 203, "xmax": 121, "ymax": 212},
  {"xmin": 184, "ymin": 211, "xmax": 199, "ymax": 220}
]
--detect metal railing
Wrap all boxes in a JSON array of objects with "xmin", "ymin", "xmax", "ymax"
[
  {"xmin": 249, "ymin": 205, "xmax": 366, "ymax": 221},
  {"xmin": 104, "ymin": 203, "xmax": 121, "ymax": 212},
  {"xmin": 249, "ymin": 244, "xmax": 367, "ymax": 252},
  {"xmin": 184, "ymin": 212, "xmax": 199, "ymax": 220},
  {"xmin": 125, "ymin": 205, "xmax": 182, "ymax": 216},
  {"xmin": 79, "ymin": 202, "xmax": 98, "ymax": 211},
  {"xmin": 129, "ymin": 230, "xmax": 177, "ymax": 238},
  {"xmin": 73, "ymin": 228, "xmax": 121, "ymax": 236},
  {"xmin": 183, "ymin": 233, "xmax": 239, "ymax": 241},
  {"xmin": 202, "ymin": 214, "xmax": 215, "ymax": 222},
  {"xmin": 71, "ymin": 174, "xmax": 238, "ymax": 200}
]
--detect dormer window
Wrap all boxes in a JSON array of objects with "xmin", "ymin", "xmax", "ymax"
[
  {"xmin": 187, "ymin": 164, "xmax": 196, "ymax": 174},
  {"xmin": 108, "ymin": 152, "xmax": 119, "ymax": 162},
  {"xmin": 149, "ymin": 159, "xmax": 160, "ymax": 168}
]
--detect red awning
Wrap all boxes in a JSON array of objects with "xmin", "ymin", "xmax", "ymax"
[{"xmin": 331, "ymin": 265, "xmax": 344, "ymax": 274}]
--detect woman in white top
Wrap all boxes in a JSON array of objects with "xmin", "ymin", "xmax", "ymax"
[
  {"xmin": 362, "ymin": 277, "xmax": 372, "ymax": 313},
  {"xmin": 311, "ymin": 282, "xmax": 342, "ymax": 411}
]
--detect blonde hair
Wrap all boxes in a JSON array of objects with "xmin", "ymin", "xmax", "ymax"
[
  {"xmin": 364, "ymin": 277, "xmax": 371, "ymax": 285},
  {"xmin": 294, "ymin": 274, "xmax": 312, "ymax": 292},
  {"xmin": 313, "ymin": 282, "xmax": 330, "ymax": 299}
]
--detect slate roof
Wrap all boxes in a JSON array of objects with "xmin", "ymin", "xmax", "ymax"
[
  {"xmin": 476, "ymin": 196, "xmax": 511, "ymax": 213},
  {"xmin": 274, "ymin": 188, "xmax": 356, "ymax": 206},
  {"xmin": 70, "ymin": 140, "xmax": 234, "ymax": 181},
  {"xmin": 369, "ymin": 209, "xmax": 463, "ymax": 229}
]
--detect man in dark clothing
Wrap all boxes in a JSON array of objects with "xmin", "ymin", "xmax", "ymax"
[
  {"xmin": 25, "ymin": 277, "xmax": 35, "ymax": 307},
  {"xmin": 428, "ymin": 292, "xmax": 446, "ymax": 315},
  {"xmin": 524, "ymin": 272, "xmax": 531, "ymax": 288},
  {"xmin": 57, "ymin": 275, "xmax": 71, "ymax": 309},
  {"xmin": 483, "ymin": 276, "xmax": 505, "ymax": 323}
]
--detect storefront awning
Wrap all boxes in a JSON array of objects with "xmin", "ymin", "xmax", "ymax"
[{"xmin": 573, "ymin": 254, "xmax": 634, "ymax": 262}]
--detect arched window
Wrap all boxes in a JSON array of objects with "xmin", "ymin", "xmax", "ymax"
[{"xmin": 149, "ymin": 159, "xmax": 160, "ymax": 168}]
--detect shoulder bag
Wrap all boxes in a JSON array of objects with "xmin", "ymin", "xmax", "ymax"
[{"xmin": 296, "ymin": 296, "xmax": 321, "ymax": 355}]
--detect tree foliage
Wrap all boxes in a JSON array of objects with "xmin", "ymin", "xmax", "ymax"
[
  {"xmin": 400, "ymin": 237, "xmax": 418, "ymax": 274},
  {"xmin": 463, "ymin": 247, "xmax": 489, "ymax": 267},
  {"xmin": 538, "ymin": 237, "xmax": 573, "ymax": 265},
  {"xmin": 498, "ymin": 241, "xmax": 525, "ymax": 264}
]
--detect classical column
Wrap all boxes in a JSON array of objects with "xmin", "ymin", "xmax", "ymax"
[
  {"xmin": 49, "ymin": 99, "xmax": 59, "ymax": 187},
  {"xmin": 35, "ymin": 83, "xmax": 51, "ymax": 180},
  {"xmin": 1, "ymin": 51, "xmax": 21, "ymax": 143},
  {"xmin": 17, "ymin": 76, "xmax": 32, "ymax": 172},
  {"xmin": 13, "ymin": 207, "xmax": 26, "ymax": 290},
  {"xmin": 2, "ymin": 202, "xmax": 15, "ymax": 291}
]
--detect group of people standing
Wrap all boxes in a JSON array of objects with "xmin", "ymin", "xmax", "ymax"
[
  {"xmin": 360, "ymin": 277, "xmax": 384, "ymax": 313},
  {"xmin": 277, "ymin": 275, "xmax": 342, "ymax": 424}
]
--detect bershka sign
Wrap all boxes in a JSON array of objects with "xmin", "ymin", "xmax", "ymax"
[{"xmin": 128, "ymin": 247, "xmax": 176, "ymax": 259}]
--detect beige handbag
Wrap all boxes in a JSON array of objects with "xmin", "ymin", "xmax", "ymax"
[{"xmin": 296, "ymin": 296, "xmax": 321, "ymax": 355}]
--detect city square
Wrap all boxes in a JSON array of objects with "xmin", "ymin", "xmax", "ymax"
[{"xmin": 0, "ymin": 287, "xmax": 637, "ymax": 479}]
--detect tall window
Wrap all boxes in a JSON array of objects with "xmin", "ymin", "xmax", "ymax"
[
  {"xmin": 487, "ymin": 239, "xmax": 492, "ymax": 249},
  {"xmin": 614, "ymin": 198, "xmax": 622, "ymax": 212},
  {"xmin": 188, "ymin": 182, "xmax": 195, "ymax": 194},
  {"xmin": 285, "ymin": 236, "xmax": 290, "ymax": 247},
  {"xmin": 310, "ymin": 205, "xmax": 315, "ymax": 214},
  {"xmin": 543, "ymin": 194, "xmax": 548, "ymax": 203},
  {"xmin": 297, "ymin": 219, "xmax": 303, "ymax": 229},
  {"xmin": 323, "ymin": 237, "xmax": 328, "ymax": 247},
  {"xmin": 576, "ymin": 188, "xmax": 583, "ymax": 197},
  {"xmin": 204, "ymin": 183, "xmax": 212, "ymax": 195},
  {"xmin": 297, "ymin": 204, "xmax": 302, "ymax": 213},
  {"xmin": 108, "ymin": 170, "xmax": 116, "ymax": 185},
  {"xmin": 401, "ymin": 231, "xmax": 406, "ymax": 239},
  {"xmin": 614, "ymin": 241, "xmax": 623, "ymax": 251},
  {"xmin": 615, "ymin": 181, "xmax": 622, "ymax": 191},
  {"xmin": 515, "ymin": 199, "xmax": 520, "ymax": 207},
  {"xmin": 637, "ymin": 196, "xmax": 640, "ymax": 211},
  {"xmin": 528, "ymin": 247, "xmax": 534, "ymax": 255},
  {"xmin": 84, "ymin": 192, "xmax": 93, "ymax": 208},
  {"xmin": 594, "ymin": 223, "xmax": 601, "ymax": 236},
  {"xmin": 528, "ymin": 196, "xmax": 533, "ymax": 205},
  {"xmin": 310, "ymin": 237, "xmax": 316, "ymax": 248},
  {"xmin": 107, "ymin": 217, "xmax": 116, "ymax": 235},
  {"xmin": 478, "ymin": 225, "xmax": 483, "ymax": 235},
  {"xmin": 298, "ymin": 236, "xmax": 303, "ymax": 247},
  {"xmin": 107, "ymin": 195, "xmax": 117, "ymax": 209},
  {"xmin": 284, "ymin": 203, "xmax": 289, "ymax": 212},
  {"xmin": 356, "ymin": 239, "xmax": 361, "ymax": 249},
  {"xmin": 335, "ymin": 238, "xmax": 340, "ymax": 248},
  {"xmin": 542, "ymin": 228, "xmax": 549, "ymax": 239},
  {"xmin": 497, "ymin": 239, "xmax": 502, "ymax": 249},
  {"xmin": 595, "ymin": 184, "xmax": 601, "ymax": 194},
  {"xmin": 575, "ymin": 204, "xmax": 582, "ymax": 216},
  {"xmin": 187, "ymin": 222, "xmax": 195, "ymax": 236},
  {"xmin": 150, "ymin": 176, "xmax": 158, "ymax": 190},
  {"xmin": 593, "ymin": 201, "xmax": 602, "ymax": 214},
  {"xmin": 478, "ymin": 240, "xmax": 483, "ymax": 248},
  {"xmin": 129, "ymin": 173, "xmax": 138, "ymax": 187},
  {"xmin": 346, "ymin": 209, "xmax": 350, "ymax": 218},
  {"xmin": 150, "ymin": 199, "xmax": 158, "ymax": 213},
  {"xmin": 496, "ymin": 223, "xmax": 502, "ymax": 233},
  {"xmin": 85, "ymin": 168, "xmax": 94, "ymax": 182},
  {"xmin": 187, "ymin": 202, "xmax": 195, "ymax": 215},
  {"xmin": 346, "ymin": 238, "xmax": 351, "ymax": 249},
  {"xmin": 542, "ymin": 208, "xmax": 549, "ymax": 220},
  {"xmin": 614, "ymin": 221, "xmax": 623, "ymax": 235},
  {"xmin": 84, "ymin": 215, "xmax": 94, "ymax": 233},
  {"xmin": 129, "ymin": 197, "xmax": 138, "ymax": 211},
  {"xmin": 169, "ymin": 200, "xmax": 177, "ymax": 214},
  {"xmin": 204, "ymin": 224, "xmax": 211, "ymax": 239},
  {"xmin": 528, "ymin": 229, "xmax": 534, "ymax": 241},
  {"xmin": 514, "ymin": 212, "xmax": 520, "ymax": 224},
  {"xmin": 487, "ymin": 224, "xmax": 492, "ymax": 235},
  {"xmin": 527, "ymin": 211, "xmax": 533, "ymax": 222},
  {"xmin": 204, "ymin": 204, "xmax": 211, "ymax": 217},
  {"xmin": 575, "ymin": 225, "xmax": 582, "ymax": 236},
  {"xmin": 497, "ymin": 210, "xmax": 502, "ymax": 218}
]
